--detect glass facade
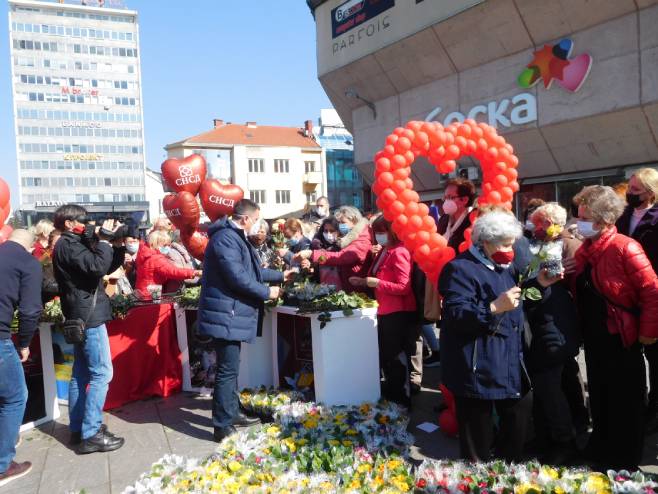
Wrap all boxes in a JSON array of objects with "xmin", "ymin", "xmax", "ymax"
[{"xmin": 8, "ymin": 0, "xmax": 146, "ymax": 208}]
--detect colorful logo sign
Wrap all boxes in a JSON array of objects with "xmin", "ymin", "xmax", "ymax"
[
  {"xmin": 518, "ymin": 39, "xmax": 592, "ymax": 93},
  {"xmin": 331, "ymin": 0, "xmax": 395, "ymax": 39}
]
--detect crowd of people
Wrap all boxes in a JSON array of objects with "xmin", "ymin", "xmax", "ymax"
[{"xmin": 2, "ymin": 168, "xmax": 658, "ymax": 484}]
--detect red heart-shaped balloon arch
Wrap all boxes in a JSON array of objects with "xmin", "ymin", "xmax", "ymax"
[{"xmin": 372, "ymin": 119, "xmax": 520, "ymax": 284}]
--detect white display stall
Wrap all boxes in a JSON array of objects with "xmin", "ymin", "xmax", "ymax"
[
  {"xmin": 174, "ymin": 305, "xmax": 275, "ymax": 392},
  {"xmin": 20, "ymin": 323, "xmax": 60, "ymax": 432},
  {"xmin": 272, "ymin": 306, "xmax": 380, "ymax": 406}
]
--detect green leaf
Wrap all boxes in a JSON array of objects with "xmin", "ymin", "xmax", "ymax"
[{"xmin": 523, "ymin": 287, "xmax": 542, "ymax": 301}]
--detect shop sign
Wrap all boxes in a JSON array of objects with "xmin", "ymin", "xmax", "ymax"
[
  {"xmin": 35, "ymin": 201, "xmax": 65, "ymax": 208},
  {"xmin": 331, "ymin": 0, "xmax": 395, "ymax": 38},
  {"xmin": 425, "ymin": 92, "xmax": 537, "ymax": 129},
  {"xmin": 62, "ymin": 121, "xmax": 102, "ymax": 128},
  {"xmin": 61, "ymin": 87, "xmax": 99, "ymax": 97},
  {"xmin": 63, "ymin": 153, "xmax": 103, "ymax": 161}
]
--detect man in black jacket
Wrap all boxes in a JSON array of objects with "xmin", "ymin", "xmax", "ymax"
[
  {"xmin": 52, "ymin": 205, "xmax": 125, "ymax": 454},
  {"xmin": 0, "ymin": 229, "xmax": 42, "ymax": 487}
]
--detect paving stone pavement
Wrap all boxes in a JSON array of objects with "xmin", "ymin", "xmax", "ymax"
[{"xmin": 8, "ymin": 365, "xmax": 658, "ymax": 493}]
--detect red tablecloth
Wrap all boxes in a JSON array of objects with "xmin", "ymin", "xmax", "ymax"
[{"xmin": 104, "ymin": 303, "xmax": 182, "ymax": 410}]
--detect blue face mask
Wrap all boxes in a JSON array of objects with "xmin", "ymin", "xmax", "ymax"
[
  {"xmin": 159, "ymin": 246, "xmax": 171, "ymax": 255},
  {"xmin": 287, "ymin": 237, "xmax": 299, "ymax": 247},
  {"xmin": 339, "ymin": 223, "xmax": 351, "ymax": 235}
]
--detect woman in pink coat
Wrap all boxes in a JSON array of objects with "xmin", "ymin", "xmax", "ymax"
[{"xmin": 350, "ymin": 215, "xmax": 416, "ymax": 407}]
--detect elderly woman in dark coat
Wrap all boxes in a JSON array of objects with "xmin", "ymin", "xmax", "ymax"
[{"xmin": 439, "ymin": 211, "xmax": 560, "ymax": 462}]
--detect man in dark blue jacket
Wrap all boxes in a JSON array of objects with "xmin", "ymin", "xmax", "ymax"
[
  {"xmin": 198, "ymin": 199, "xmax": 285, "ymax": 442},
  {"xmin": 0, "ymin": 230, "xmax": 42, "ymax": 487}
]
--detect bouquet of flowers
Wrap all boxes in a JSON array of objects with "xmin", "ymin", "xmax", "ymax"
[
  {"xmin": 238, "ymin": 386, "xmax": 304, "ymax": 422},
  {"xmin": 175, "ymin": 286, "xmax": 201, "ymax": 308},
  {"xmin": 283, "ymin": 281, "xmax": 336, "ymax": 304},
  {"xmin": 40, "ymin": 297, "xmax": 64, "ymax": 323},
  {"xmin": 271, "ymin": 219, "xmax": 287, "ymax": 249},
  {"xmin": 110, "ymin": 293, "xmax": 137, "ymax": 319}
]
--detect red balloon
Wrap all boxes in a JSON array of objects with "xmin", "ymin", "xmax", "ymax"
[
  {"xmin": 391, "ymin": 180, "xmax": 407, "ymax": 194},
  {"xmin": 378, "ymin": 172, "xmax": 394, "ymax": 186},
  {"xmin": 405, "ymin": 202, "xmax": 420, "ymax": 216},
  {"xmin": 162, "ymin": 192, "xmax": 200, "ymax": 230},
  {"xmin": 389, "ymin": 200, "xmax": 405, "ymax": 215},
  {"xmin": 199, "ymin": 179, "xmax": 245, "ymax": 221},
  {"xmin": 161, "ymin": 154, "xmax": 207, "ymax": 195},
  {"xmin": 391, "ymin": 154, "xmax": 407, "ymax": 170},
  {"xmin": 180, "ymin": 228, "xmax": 209, "ymax": 261},
  {"xmin": 375, "ymin": 157, "xmax": 391, "ymax": 173},
  {"xmin": 393, "ymin": 167, "xmax": 410, "ymax": 180},
  {"xmin": 0, "ymin": 204, "xmax": 10, "ymax": 227},
  {"xmin": 439, "ymin": 409, "xmax": 459, "ymax": 437},
  {"xmin": 0, "ymin": 178, "xmax": 9, "ymax": 211},
  {"xmin": 385, "ymin": 134, "xmax": 399, "ymax": 146}
]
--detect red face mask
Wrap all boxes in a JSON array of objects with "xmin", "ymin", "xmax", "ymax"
[
  {"xmin": 72, "ymin": 224, "xmax": 86, "ymax": 235},
  {"xmin": 491, "ymin": 249, "xmax": 515, "ymax": 265}
]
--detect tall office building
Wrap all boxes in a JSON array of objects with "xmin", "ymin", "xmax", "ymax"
[{"xmin": 8, "ymin": 0, "xmax": 148, "ymax": 224}]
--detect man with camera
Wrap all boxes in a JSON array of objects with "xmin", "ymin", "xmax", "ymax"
[{"xmin": 52, "ymin": 204, "xmax": 127, "ymax": 454}]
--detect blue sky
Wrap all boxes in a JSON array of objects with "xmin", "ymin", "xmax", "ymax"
[{"xmin": 0, "ymin": 0, "xmax": 332, "ymax": 207}]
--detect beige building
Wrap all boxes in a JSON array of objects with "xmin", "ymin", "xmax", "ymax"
[
  {"xmin": 308, "ymin": 0, "xmax": 658, "ymax": 211},
  {"xmin": 164, "ymin": 120, "xmax": 326, "ymax": 219}
]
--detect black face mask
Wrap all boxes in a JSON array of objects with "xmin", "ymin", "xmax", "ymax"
[{"xmin": 626, "ymin": 192, "xmax": 644, "ymax": 209}]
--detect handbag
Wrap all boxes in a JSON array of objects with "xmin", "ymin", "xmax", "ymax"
[
  {"xmin": 423, "ymin": 278, "xmax": 442, "ymax": 322},
  {"xmin": 59, "ymin": 289, "xmax": 98, "ymax": 344}
]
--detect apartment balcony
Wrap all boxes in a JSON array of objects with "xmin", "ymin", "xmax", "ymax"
[{"xmin": 303, "ymin": 171, "xmax": 323, "ymax": 184}]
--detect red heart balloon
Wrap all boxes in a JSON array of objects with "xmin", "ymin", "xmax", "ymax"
[
  {"xmin": 0, "ymin": 204, "xmax": 10, "ymax": 227},
  {"xmin": 162, "ymin": 192, "xmax": 200, "ymax": 230},
  {"xmin": 199, "ymin": 179, "xmax": 244, "ymax": 221},
  {"xmin": 161, "ymin": 154, "xmax": 207, "ymax": 195},
  {"xmin": 180, "ymin": 228, "xmax": 208, "ymax": 261},
  {"xmin": 0, "ymin": 224, "xmax": 13, "ymax": 245},
  {"xmin": 0, "ymin": 178, "xmax": 10, "ymax": 211}
]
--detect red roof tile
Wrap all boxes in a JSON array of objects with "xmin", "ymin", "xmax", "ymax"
[{"xmin": 178, "ymin": 123, "xmax": 321, "ymax": 149}]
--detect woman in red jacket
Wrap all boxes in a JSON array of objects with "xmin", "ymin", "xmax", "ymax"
[
  {"xmin": 295, "ymin": 206, "xmax": 373, "ymax": 292},
  {"xmin": 569, "ymin": 185, "xmax": 658, "ymax": 470},
  {"xmin": 350, "ymin": 215, "xmax": 416, "ymax": 407},
  {"xmin": 134, "ymin": 230, "xmax": 201, "ymax": 298}
]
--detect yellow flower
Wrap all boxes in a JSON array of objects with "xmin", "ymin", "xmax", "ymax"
[
  {"xmin": 546, "ymin": 224, "xmax": 563, "ymax": 238},
  {"xmin": 387, "ymin": 459, "xmax": 402, "ymax": 470},
  {"xmin": 515, "ymin": 483, "xmax": 542, "ymax": 494},
  {"xmin": 371, "ymin": 476, "xmax": 384, "ymax": 488},
  {"xmin": 328, "ymin": 439, "xmax": 340, "ymax": 447},
  {"xmin": 266, "ymin": 425, "xmax": 280, "ymax": 436},
  {"xmin": 359, "ymin": 404, "xmax": 371, "ymax": 414},
  {"xmin": 541, "ymin": 466, "xmax": 560, "ymax": 480},
  {"xmin": 583, "ymin": 473, "xmax": 612, "ymax": 494},
  {"xmin": 296, "ymin": 438, "xmax": 308, "ymax": 446},
  {"xmin": 345, "ymin": 428, "xmax": 358, "ymax": 436},
  {"xmin": 320, "ymin": 482, "xmax": 334, "ymax": 490},
  {"xmin": 228, "ymin": 461, "xmax": 242, "ymax": 472},
  {"xmin": 303, "ymin": 419, "xmax": 319, "ymax": 429},
  {"xmin": 392, "ymin": 479, "xmax": 410, "ymax": 492},
  {"xmin": 349, "ymin": 478, "xmax": 362, "ymax": 490},
  {"xmin": 283, "ymin": 438, "xmax": 297, "ymax": 453},
  {"xmin": 357, "ymin": 463, "xmax": 373, "ymax": 474},
  {"xmin": 342, "ymin": 440, "xmax": 353, "ymax": 447}
]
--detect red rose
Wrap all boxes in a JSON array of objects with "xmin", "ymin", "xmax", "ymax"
[{"xmin": 416, "ymin": 478, "xmax": 427, "ymax": 489}]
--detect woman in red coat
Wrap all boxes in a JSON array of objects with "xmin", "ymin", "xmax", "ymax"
[
  {"xmin": 569, "ymin": 185, "xmax": 658, "ymax": 470},
  {"xmin": 295, "ymin": 206, "xmax": 373, "ymax": 292},
  {"xmin": 350, "ymin": 215, "xmax": 416, "ymax": 407},
  {"xmin": 134, "ymin": 230, "xmax": 201, "ymax": 298}
]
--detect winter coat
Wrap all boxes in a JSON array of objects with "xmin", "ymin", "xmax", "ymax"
[
  {"xmin": 523, "ymin": 279, "xmax": 581, "ymax": 371},
  {"xmin": 134, "ymin": 244, "xmax": 196, "ymax": 296},
  {"xmin": 311, "ymin": 219, "xmax": 373, "ymax": 292},
  {"xmin": 439, "ymin": 247, "xmax": 528, "ymax": 400},
  {"xmin": 616, "ymin": 204, "xmax": 658, "ymax": 273},
  {"xmin": 437, "ymin": 211, "xmax": 472, "ymax": 252},
  {"xmin": 572, "ymin": 226, "xmax": 658, "ymax": 346},
  {"xmin": 369, "ymin": 243, "xmax": 416, "ymax": 316},
  {"xmin": 53, "ymin": 231, "xmax": 124, "ymax": 329},
  {"xmin": 197, "ymin": 218, "xmax": 284, "ymax": 343}
]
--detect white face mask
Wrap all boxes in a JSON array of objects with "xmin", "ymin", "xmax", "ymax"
[
  {"xmin": 323, "ymin": 232, "xmax": 336, "ymax": 244},
  {"xmin": 442, "ymin": 199, "xmax": 458, "ymax": 216},
  {"xmin": 126, "ymin": 242, "xmax": 139, "ymax": 254},
  {"xmin": 316, "ymin": 206, "xmax": 328, "ymax": 217},
  {"xmin": 375, "ymin": 233, "xmax": 389, "ymax": 246},
  {"xmin": 525, "ymin": 220, "xmax": 535, "ymax": 231},
  {"xmin": 577, "ymin": 220, "xmax": 599, "ymax": 239}
]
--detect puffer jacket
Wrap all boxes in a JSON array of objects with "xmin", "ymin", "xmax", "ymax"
[
  {"xmin": 197, "ymin": 218, "xmax": 284, "ymax": 343},
  {"xmin": 134, "ymin": 244, "xmax": 196, "ymax": 296},
  {"xmin": 573, "ymin": 226, "xmax": 658, "ymax": 346},
  {"xmin": 311, "ymin": 219, "xmax": 373, "ymax": 292},
  {"xmin": 369, "ymin": 243, "xmax": 416, "ymax": 316},
  {"xmin": 439, "ymin": 247, "xmax": 528, "ymax": 400}
]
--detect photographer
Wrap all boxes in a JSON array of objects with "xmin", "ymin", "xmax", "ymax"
[{"xmin": 52, "ymin": 205, "xmax": 126, "ymax": 454}]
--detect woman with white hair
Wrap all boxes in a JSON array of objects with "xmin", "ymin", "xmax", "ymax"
[
  {"xmin": 525, "ymin": 202, "xmax": 581, "ymax": 464},
  {"xmin": 295, "ymin": 205, "xmax": 373, "ymax": 292},
  {"xmin": 570, "ymin": 185, "xmax": 658, "ymax": 470},
  {"xmin": 439, "ymin": 211, "xmax": 559, "ymax": 462},
  {"xmin": 248, "ymin": 219, "xmax": 277, "ymax": 268},
  {"xmin": 32, "ymin": 219, "xmax": 54, "ymax": 259}
]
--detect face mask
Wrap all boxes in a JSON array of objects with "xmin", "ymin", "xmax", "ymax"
[
  {"xmin": 248, "ymin": 219, "xmax": 261, "ymax": 237},
  {"xmin": 577, "ymin": 220, "xmax": 599, "ymax": 239},
  {"xmin": 491, "ymin": 249, "xmax": 515, "ymax": 265},
  {"xmin": 126, "ymin": 242, "xmax": 139, "ymax": 254},
  {"xmin": 323, "ymin": 232, "xmax": 336, "ymax": 244},
  {"xmin": 375, "ymin": 233, "xmax": 389, "ymax": 246},
  {"xmin": 525, "ymin": 220, "xmax": 535, "ymax": 232},
  {"xmin": 72, "ymin": 224, "xmax": 86, "ymax": 235},
  {"xmin": 442, "ymin": 199, "xmax": 458, "ymax": 216},
  {"xmin": 339, "ymin": 223, "xmax": 351, "ymax": 235},
  {"xmin": 626, "ymin": 192, "xmax": 644, "ymax": 209},
  {"xmin": 287, "ymin": 237, "xmax": 299, "ymax": 247},
  {"xmin": 159, "ymin": 246, "xmax": 171, "ymax": 255},
  {"xmin": 316, "ymin": 206, "xmax": 328, "ymax": 217}
]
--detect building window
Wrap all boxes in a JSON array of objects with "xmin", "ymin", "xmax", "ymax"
[
  {"xmin": 274, "ymin": 159, "xmax": 289, "ymax": 173},
  {"xmin": 304, "ymin": 161, "xmax": 316, "ymax": 173},
  {"xmin": 248, "ymin": 158, "xmax": 264, "ymax": 173},
  {"xmin": 275, "ymin": 190, "xmax": 291, "ymax": 204},
  {"xmin": 305, "ymin": 191, "xmax": 317, "ymax": 204},
  {"xmin": 250, "ymin": 189, "xmax": 266, "ymax": 204}
]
